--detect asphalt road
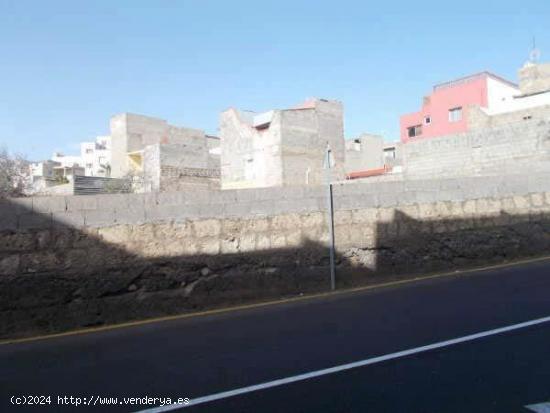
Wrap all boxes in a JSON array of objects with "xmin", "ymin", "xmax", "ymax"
[{"xmin": 2, "ymin": 259, "xmax": 550, "ymax": 413}]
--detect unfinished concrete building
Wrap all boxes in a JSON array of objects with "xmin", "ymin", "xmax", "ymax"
[
  {"xmin": 109, "ymin": 113, "xmax": 220, "ymax": 191},
  {"xmin": 344, "ymin": 134, "xmax": 402, "ymax": 180},
  {"xmin": 143, "ymin": 136, "xmax": 220, "ymax": 192},
  {"xmin": 220, "ymin": 98, "xmax": 345, "ymax": 189}
]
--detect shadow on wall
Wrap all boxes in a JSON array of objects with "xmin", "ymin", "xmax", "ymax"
[{"xmin": 1, "ymin": 198, "xmax": 550, "ymax": 339}]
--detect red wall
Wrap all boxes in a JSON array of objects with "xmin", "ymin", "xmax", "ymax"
[{"xmin": 400, "ymin": 76, "xmax": 489, "ymax": 143}]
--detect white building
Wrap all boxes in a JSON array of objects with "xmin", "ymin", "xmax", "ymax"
[
  {"xmin": 51, "ymin": 152, "xmax": 84, "ymax": 169},
  {"xmin": 29, "ymin": 160, "xmax": 58, "ymax": 181},
  {"xmin": 481, "ymin": 62, "xmax": 550, "ymax": 116},
  {"xmin": 80, "ymin": 136, "xmax": 112, "ymax": 177}
]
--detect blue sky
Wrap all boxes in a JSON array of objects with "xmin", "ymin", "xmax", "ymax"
[{"xmin": 0, "ymin": 0, "xmax": 549, "ymax": 160}]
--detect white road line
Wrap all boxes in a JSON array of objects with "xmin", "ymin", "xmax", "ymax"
[
  {"xmin": 135, "ymin": 315, "xmax": 550, "ymax": 413},
  {"xmin": 526, "ymin": 402, "xmax": 550, "ymax": 413}
]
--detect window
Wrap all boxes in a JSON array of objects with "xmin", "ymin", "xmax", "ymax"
[
  {"xmin": 424, "ymin": 116, "xmax": 431, "ymax": 125},
  {"xmin": 85, "ymin": 148, "xmax": 93, "ymax": 154},
  {"xmin": 383, "ymin": 148, "xmax": 396, "ymax": 160},
  {"xmin": 86, "ymin": 163, "xmax": 93, "ymax": 169},
  {"xmin": 407, "ymin": 124, "xmax": 422, "ymax": 138},
  {"xmin": 448, "ymin": 107, "xmax": 462, "ymax": 122}
]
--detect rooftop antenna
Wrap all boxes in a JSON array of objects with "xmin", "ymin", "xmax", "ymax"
[{"xmin": 529, "ymin": 36, "xmax": 541, "ymax": 63}]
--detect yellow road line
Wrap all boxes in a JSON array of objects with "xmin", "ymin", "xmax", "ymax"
[{"xmin": 2, "ymin": 255, "xmax": 550, "ymax": 346}]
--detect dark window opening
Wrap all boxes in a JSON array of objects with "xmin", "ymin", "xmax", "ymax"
[{"xmin": 407, "ymin": 124, "xmax": 422, "ymax": 138}]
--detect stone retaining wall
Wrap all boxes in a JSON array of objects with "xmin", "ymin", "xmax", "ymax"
[{"xmin": 2, "ymin": 172, "xmax": 550, "ymax": 338}]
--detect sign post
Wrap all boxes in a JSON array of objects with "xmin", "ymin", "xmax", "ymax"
[{"xmin": 324, "ymin": 144, "xmax": 336, "ymax": 291}]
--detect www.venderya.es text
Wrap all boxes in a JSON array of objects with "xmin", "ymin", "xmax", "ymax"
[{"xmin": 10, "ymin": 395, "xmax": 190, "ymax": 407}]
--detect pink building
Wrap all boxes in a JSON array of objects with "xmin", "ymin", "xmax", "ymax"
[{"xmin": 400, "ymin": 72, "xmax": 519, "ymax": 143}]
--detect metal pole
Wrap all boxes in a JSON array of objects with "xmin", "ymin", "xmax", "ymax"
[{"xmin": 324, "ymin": 145, "xmax": 336, "ymax": 291}]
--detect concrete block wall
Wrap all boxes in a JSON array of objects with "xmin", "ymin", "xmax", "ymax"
[
  {"xmin": 470, "ymin": 105, "xmax": 550, "ymax": 130},
  {"xmin": 403, "ymin": 119, "xmax": 550, "ymax": 179},
  {"xmin": 5, "ymin": 171, "xmax": 550, "ymax": 232}
]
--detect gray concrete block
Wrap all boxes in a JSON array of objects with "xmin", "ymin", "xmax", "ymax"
[
  {"xmin": 124, "ymin": 193, "xmax": 146, "ymax": 207},
  {"xmin": 403, "ymin": 179, "xmax": 436, "ymax": 192},
  {"xmin": 438, "ymin": 178, "xmax": 462, "ymax": 192},
  {"xmin": 276, "ymin": 199, "xmax": 303, "ymax": 214},
  {"xmin": 141, "ymin": 192, "xmax": 158, "ymax": 207},
  {"xmin": 145, "ymin": 204, "xmax": 199, "ymax": 223},
  {"xmin": 156, "ymin": 191, "xmax": 183, "ymax": 206},
  {"xmin": 270, "ymin": 200, "xmax": 298, "ymax": 215},
  {"xmin": 143, "ymin": 196, "xmax": 161, "ymax": 216},
  {"xmin": 291, "ymin": 197, "xmax": 320, "ymax": 213},
  {"xmin": 66, "ymin": 195, "xmax": 97, "ymax": 212},
  {"xmin": 115, "ymin": 206, "xmax": 146, "ymax": 225},
  {"xmin": 281, "ymin": 186, "xmax": 305, "ymax": 200},
  {"xmin": 213, "ymin": 190, "xmax": 238, "ymax": 204},
  {"xmin": 528, "ymin": 174, "xmax": 550, "ymax": 193},
  {"xmin": 333, "ymin": 196, "xmax": 353, "ymax": 210},
  {"xmin": 378, "ymin": 192, "xmax": 400, "ymax": 208},
  {"xmin": 174, "ymin": 204, "xmax": 202, "ymax": 221},
  {"xmin": 494, "ymin": 176, "xmax": 525, "ymax": 197},
  {"xmin": 235, "ymin": 188, "xmax": 258, "ymax": 203},
  {"xmin": 383, "ymin": 181, "xmax": 406, "ymax": 194},
  {"xmin": 8, "ymin": 198, "xmax": 33, "ymax": 214},
  {"xmin": 396, "ymin": 191, "xmax": 418, "ymax": 206},
  {"xmin": 437, "ymin": 190, "xmax": 466, "ymax": 203},
  {"xmin": 345, "ymin": 193, "xmax": 379, "ymax": 209},
  {"xmin": 144, "ymin": 205, "xmax": 177, "ymax": 223},
  {"xmin": 463, "ymin": 183, "xmax": 497, "ymax": 200},
  {"xmin": 254, "ymin": 187, "xmax": 284, "ymax": 201},
  {"xmin": 223, "ymin": 202, "xmax": 253, "ymax": 218},
  {"xmin": 18, "ymin": 212, "xmax": 52, "ymax": 230},
  {"xmin": 0, "ymin": 211, "xmax": 18, "ymax": 231},
  {"xmin": 302, "ymin": 186, "xmax": 325, "ymax": 199},
  {"xmin": 185, "ymin": 190, "xmax": 211, "ymax": 205},
  {"xmin": 94, "ymin": 193, "xmax": 130, "ymax": 211},
  {"xmin": 183, "ymin": 190, "xmax": 210, "ymax": 205},
  {"xmin": 52, "ymin": 211, "xmax": 86, "ymax": 229},
  {"xmin": 196, "ymin": 202, "xmax": 224, "ymax": 219},
  {"xmin": 414, "ymin": 191, "xmax": 439, "ymax": 204},
  {"xmin": 32, "ymin": 196, "xmax": 67, "ymax": 213},
  {"xmin": 84, "ymin": 209, "xmax": 117, "ymax": 227},
  {"xmin": 249, "ymin": 200, "xmax": 277, "ymax": 217},
  {"xmin": 0, "ymin": 199, "xmax": 18, "ymax": 216},
  {"xmin": 124, "ymin": 196, "xmax": 148, "ymax": 220}
]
